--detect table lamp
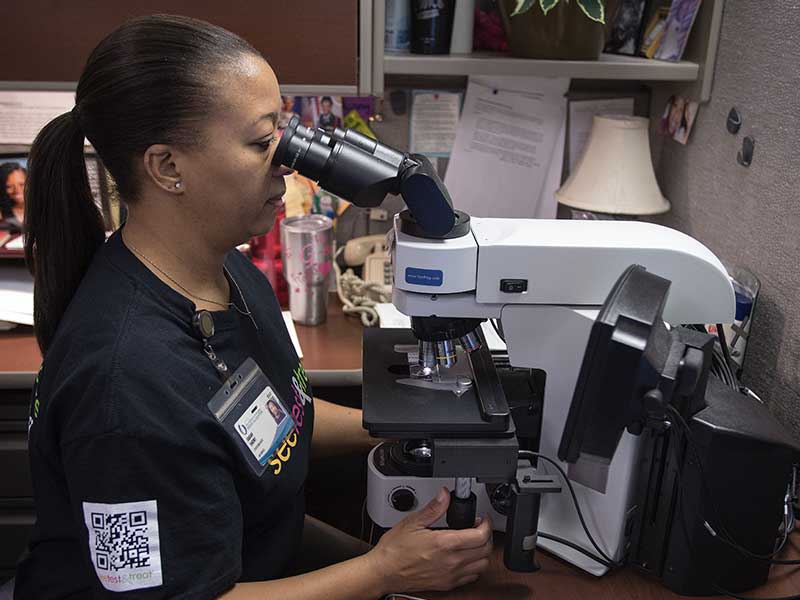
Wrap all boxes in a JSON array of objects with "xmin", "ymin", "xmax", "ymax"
[{"xmin": 556, "ymin": 115, "xmax": 670, "ymax": 216}]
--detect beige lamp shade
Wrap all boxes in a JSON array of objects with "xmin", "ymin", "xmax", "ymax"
[{"xmin": 556, "ymin": 115, "xmax": 670, "ymax": 215}]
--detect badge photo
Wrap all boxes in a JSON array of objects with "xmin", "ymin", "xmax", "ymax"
[{"xmin": 208, "ymin": 358, "xmax": 296, "ymax": 476}]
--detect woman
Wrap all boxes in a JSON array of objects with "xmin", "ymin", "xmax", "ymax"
[
  {"xmin": 0, "ymin": 161, "xmax": 26, "ymax": 222},
  {"xmin": 14, "ymin": 14, "xmax": 491, "ymax": 600}
]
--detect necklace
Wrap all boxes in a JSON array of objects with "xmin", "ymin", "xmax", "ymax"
[{"xmin": 124, "ymin": 235, "xmax": 259, "ymax": 331}]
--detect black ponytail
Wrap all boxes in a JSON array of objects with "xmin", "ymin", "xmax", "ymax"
[
  {"xmin": 23, "ymin": 14, "xmax": 261, "ymax": 354},
  {"xmin": 25, "ymin": 111, "xmax": 105, "ymax": 354}
]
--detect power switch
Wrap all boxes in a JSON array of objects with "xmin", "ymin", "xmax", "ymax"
[{"xmin": 500, "ymin": 279, "xmax": 528, "ymax": 293}]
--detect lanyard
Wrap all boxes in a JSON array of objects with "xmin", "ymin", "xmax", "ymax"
[{"xmin": 192, "ymin": 310, "xmax": 230, "ymax": 379}]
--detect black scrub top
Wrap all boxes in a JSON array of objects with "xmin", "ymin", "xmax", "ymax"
[{"xmin": 14, "ymin": 229, "xmax": 314, "ymax": 599}]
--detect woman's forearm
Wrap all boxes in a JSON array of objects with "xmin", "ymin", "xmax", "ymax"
[
  {"xmin": 219, "ymin": 553, "xmax": 387, "ymax": 600},
  {"xmin": 311, "ymin": 397, "xmax": 379, "ymax": 457}
]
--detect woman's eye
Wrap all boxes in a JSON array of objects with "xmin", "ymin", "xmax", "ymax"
[{"xmin": 255, "ymin": 138, "xmax": 276, "ymax": 151}]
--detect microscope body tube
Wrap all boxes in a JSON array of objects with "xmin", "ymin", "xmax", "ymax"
[
  {"xmin": 321, "ymin": 142, "xmax": 401, "ymax": 206},
  {"xmin": 331, "ymin": 127, "xmax": 406, "ymax": 167}
]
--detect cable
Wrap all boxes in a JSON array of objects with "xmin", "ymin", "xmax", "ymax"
[
  {"xmin": 360, "ymin": 497, "xmax": 368, "ymax": 542},
  {"xmin": 333, "ymin": 246, "xmax": 392, "ymax": 327},
  {"xmin": 490, "ymin": 319, "xmax": 505, "ymax": 343},
  {"xmin": 537, "ymin": 531, "xmax": 615, "ymax": 569},
  {"xmin": 666, "ymin": 405, "xmax": 800, "ymax": 565},
  {"xmin": 664, "ymin": 412, "xmax": 800, "ymax": 600},
  {"xmin": 716, "ymin": 324, "xmax": 735, "ymax": 379},
  {"xmin": 679, "ymin": 325, "xmax": 739, "ymax": 390},
  {"xmin": 517, "ymin": 450, "xmax": 621, "ymax": 569}
]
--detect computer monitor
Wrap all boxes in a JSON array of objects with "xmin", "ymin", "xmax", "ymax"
[{"xmin": 558, "ymin": 264, "xmax": 673, "ymax": 465}]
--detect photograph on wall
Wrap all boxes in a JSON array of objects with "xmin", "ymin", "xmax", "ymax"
[
  {"xmin": 279, "ymin": 96, "xmax": 344, "ymax": 134},
  {"xmin": 660, "ymin": 95, "xmax": 699, "ymax": 145}
]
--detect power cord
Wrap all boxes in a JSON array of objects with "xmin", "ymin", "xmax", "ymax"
[
  {"xmin": 537, "ymin": 531, "xmax": 615, "ymax": 569},
  {"xmin": 665, "ymin": 405, "xmax": 800, "ymax": 600},
  {"xmin": 517, "ymin": 450, "xmax": 621, "ymax": 570},
  {"xmin": 682, "ymin": 324, "xmax": 739, "ymax": 390},
  {"xmin": 490, "ymin": 319, "xmax": 505, "ymax": 343},
  {"xmin": 665, "ymin": 405, "xmax": 800, "ymax": 565},
  {"xmin": 333, "ymin": 246, "xmax": 391, "ymax": 326}
]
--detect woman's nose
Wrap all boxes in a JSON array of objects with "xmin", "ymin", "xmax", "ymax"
[{"xmin": 274, "ymin": 164, "xmax": 295, "ymax": 177}]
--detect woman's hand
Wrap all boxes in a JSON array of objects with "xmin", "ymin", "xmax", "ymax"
[{"xmin": 367, "ymin": 487, "xmax": 493, "ymax": 594}]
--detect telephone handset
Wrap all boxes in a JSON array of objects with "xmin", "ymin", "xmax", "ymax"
[{"xmin": 342, "ymin": 234, "xmax": 392, "ymax": 288}]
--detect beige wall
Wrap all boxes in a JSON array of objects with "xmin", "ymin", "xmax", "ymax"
[{"xmin": 650, "ymin": 1, "xmax": 800, "ymax": 433}]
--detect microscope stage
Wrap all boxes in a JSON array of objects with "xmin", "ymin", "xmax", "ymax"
[{"xmin": 362, "ymin": 328, "xmax": 512, "ymax": 438}]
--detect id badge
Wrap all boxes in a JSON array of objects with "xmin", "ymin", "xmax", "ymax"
[{"xmin": 207, "ymin": 358, "xmax": 295, "ymax": 476}]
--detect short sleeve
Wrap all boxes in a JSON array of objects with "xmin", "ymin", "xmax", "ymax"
[{"xmin": 61, "ymin": 430, "xmax": 242, "ymax": 599}]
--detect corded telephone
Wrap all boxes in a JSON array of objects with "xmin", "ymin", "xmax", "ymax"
[{"xmin": 342, "ymin": 234, "xmax": 392, "ymax": 288}]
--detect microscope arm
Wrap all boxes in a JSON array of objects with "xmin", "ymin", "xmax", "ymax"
[{"xmin": 393, "ymin": 216, "xmax": 735, "ymax": 326}]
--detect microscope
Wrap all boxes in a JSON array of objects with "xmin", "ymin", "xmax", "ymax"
[{"xmin": 274, "ymin": 118, "xmax": 800, "ymax": 595}]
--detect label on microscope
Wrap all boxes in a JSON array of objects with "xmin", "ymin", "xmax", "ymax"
[{"xmin": 405, "ymin": 267, "xmax": 443, "ymax": 286}]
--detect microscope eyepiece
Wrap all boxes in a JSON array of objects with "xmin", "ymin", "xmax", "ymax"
[{"xmin": 273, "ymin": 115, "xmax": 456, "ymax": 237}]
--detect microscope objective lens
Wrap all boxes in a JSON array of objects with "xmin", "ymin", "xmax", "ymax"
[{"xmin": 435, "ymin": 340, "xmax": 457, "ymax": 368}]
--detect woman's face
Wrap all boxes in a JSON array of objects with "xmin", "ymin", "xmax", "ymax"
[
  {"xmin": 178, "ymin": 55, "xmax": 289, "ymax": 246},
  {"xmin": 5, "ymin": 169, "xmax": 25, "ymax": 206}
]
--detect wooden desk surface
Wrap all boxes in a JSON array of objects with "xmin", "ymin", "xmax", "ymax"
[
  {"xmin": 428, "ymin": 532, "xmax": 800, "ymax": 600},
  {"xmin": 0, "ymin": 294, "xmax": 365, "ymax": 388}
]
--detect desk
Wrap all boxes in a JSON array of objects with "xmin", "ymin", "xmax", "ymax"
[
  {"xmin": 0, "ymin": 294, "xmax": 364, "ymax": 389},
  {"xmin": 425, "ymin": 533, "xmax": 800, "ymax": 599}
]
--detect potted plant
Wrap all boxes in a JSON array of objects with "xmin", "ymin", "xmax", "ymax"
[{"xmin": 498, "ymin": 0, "xmax": 607, "ymax": 60}]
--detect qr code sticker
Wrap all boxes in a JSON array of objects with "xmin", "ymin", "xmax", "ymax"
[
  {"xmin": 83, "ymin": 500, "xmax": 163, "ymax": 592},
  {"xmin": 91, "ymin": 510, "xmax": 151, "ymax": 570}
]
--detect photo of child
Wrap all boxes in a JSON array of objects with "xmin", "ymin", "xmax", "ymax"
[
  {"xmin": 317, "ymin": 96, "xmax": 342, "ymax": 133},
  {"xmin": 660, "ymin": 95, "xmax": 699, "ymax": 145},
  {"xmin": 278, "ymin": 95, "xmax": 300, "ymax": 129},
  {"xmin": 286, "ymin": 96, "xmax": 344, "ymax": 132}
]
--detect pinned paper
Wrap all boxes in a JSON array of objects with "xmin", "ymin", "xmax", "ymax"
[
  {"xmin": 444, "ymin": 76, "xmax": 569, "ymax": 218},
  {"xmin": 409, "ymin": 91, "xmax": 462, "ymax": 157}
]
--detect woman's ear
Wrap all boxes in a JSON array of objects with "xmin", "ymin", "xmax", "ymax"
[{"xmin": 143, "ymin": 144, "xmax": 184, "ymax": 194}]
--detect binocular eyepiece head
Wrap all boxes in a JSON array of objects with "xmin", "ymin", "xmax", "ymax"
[{"xmin": 272, "ymin": 116, "xmax": 457, "ymax": 238}]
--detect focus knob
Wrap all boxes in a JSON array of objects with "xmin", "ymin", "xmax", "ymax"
[{"xmin": 390, "ymin": 488, "xmax": 416, "ymax": 512}]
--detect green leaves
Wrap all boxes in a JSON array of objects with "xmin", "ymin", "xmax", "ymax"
[
  {"xmin": 510, "ymin": 0, "xmax": 606, "ymax": 23},
  {"xmin": 540, "ymin": 0, "xmax": 560, "ymax": 15},
  {"xmin": 511, "ymin": 0, "xmax": 537, "ymax": 16},
  {"xmin": 576, "ymin": 0, "xmax": 606, "ymax": 23}
]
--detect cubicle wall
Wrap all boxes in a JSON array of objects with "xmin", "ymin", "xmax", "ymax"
[{"xmin": 0, "ymin": 1, "xmax": 360, "ymax": 91}]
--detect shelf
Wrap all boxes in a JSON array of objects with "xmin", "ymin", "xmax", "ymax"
[{"xmin": 383, "ymin": 51, "xmax": 699, "ymax": 82}]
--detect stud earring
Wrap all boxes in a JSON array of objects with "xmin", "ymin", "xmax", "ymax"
[{"xmin": 175, "ymin": 181, "xmax": 182, "ymax": 190}]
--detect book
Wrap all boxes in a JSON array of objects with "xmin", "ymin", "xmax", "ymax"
[
  {"xmin": 654, "ymin": 0, "xmax": 703, "ymax": 62},
  {"xmin": 640, "ymin": 7, "xmax": 670, "ymax": 59}
]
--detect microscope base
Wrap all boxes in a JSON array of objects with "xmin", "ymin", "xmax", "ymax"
[{"xmin": 366, "ymin": 443, "xmax": 535, "ymax": 531}]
